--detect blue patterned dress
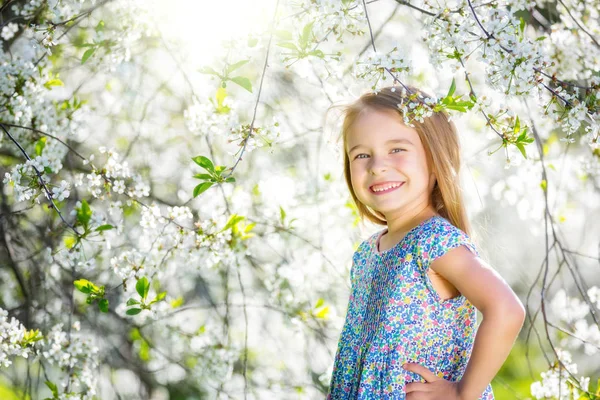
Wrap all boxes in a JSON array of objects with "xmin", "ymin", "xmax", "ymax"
[{"xmin": 327, "ymin": 215, "xmax": 494, "ymax": 399}]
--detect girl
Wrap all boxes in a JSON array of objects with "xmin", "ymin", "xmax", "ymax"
[{"xmin": 327, "ymin": 85, "xmax": 526, "ymax": 400}]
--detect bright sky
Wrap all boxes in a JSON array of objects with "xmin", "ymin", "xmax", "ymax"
[{"xmin": 153, "ymin": 0, "xmax": 276, "ymax": 66}]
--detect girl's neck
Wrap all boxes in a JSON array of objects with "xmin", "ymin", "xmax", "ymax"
[{"xmin": 383, "ymin": 207, "xmax": 439, "ymax": 240}]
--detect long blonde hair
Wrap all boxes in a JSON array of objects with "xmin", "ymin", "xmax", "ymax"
[{"xmin": 336, "ymin": 85, "xmax": 473, "ymax": 236}]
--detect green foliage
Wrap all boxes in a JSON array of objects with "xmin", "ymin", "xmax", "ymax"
[
  {"xmin": 191, "ymin": 154, "xmax": 235, "ymax": 197},
  {"xmin": 125, "ymin": 276, "xmax": 167, "ymax": 316},
  {"xmin": 276, "ymin": 22, "xmax": 340, "ymax": 66},
  {"xmin": 73, "ymin": 278, "xmax": 108, "ymax": 313},
  {"xmin": 199, "ymin": 60, "xmax": 253, "ymax": 92},
  {"xmin": 34, "ymin": 137, "xmax": 47, "ymax": 156},
  {"xmin": 433, "ymin": 78, "xmax": 475, "ymax": 113},
  {"xmin": 0, "ymin": 379, "xmax": 30, "ymax": 400},
  {"xmin": 219, "ymin": 213, "xmax": 255, "ymax": 243}
]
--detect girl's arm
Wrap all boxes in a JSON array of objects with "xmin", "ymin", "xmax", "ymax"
[{"xmin": 429, "ymin": 245, "xmax": 526, "ymax": 400}]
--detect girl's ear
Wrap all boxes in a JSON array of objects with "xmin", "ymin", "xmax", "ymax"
[{"xmin": 429, "ymin": 173, "xmax": 437, "ymax": 191}]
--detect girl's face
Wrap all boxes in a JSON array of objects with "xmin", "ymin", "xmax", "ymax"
[{"xmin": 346, "ymin": 108, "xmax": 437, "ymax": 220}]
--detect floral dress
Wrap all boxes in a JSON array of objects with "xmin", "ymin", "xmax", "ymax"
[{"xmin": 327, "ymin": 215, "xmax": 495, "ymax": 399}]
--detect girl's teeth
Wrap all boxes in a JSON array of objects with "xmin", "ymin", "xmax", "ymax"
[{"xmin": 373, "ymin": 183, "xmax": 401, "ymax": 192}]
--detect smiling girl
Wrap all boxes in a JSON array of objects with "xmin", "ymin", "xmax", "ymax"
[{"xmin": 327, "ymin": 85, "xmax": 526, "ymax": 400}]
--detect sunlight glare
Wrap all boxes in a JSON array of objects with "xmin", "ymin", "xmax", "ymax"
[{"xmin": 154, "ymin": 0, "xmax": 275, "ymax": 66}]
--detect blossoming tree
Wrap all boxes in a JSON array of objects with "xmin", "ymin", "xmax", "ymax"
[{"xmin": 0, "ymin": 0, "xmax": 599, "ymax": 399}]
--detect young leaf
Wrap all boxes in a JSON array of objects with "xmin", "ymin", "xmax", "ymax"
[
  {"xmin": 193, "ymin": 182, "xmax": 214, "ymax": 197},
  {"xmin": 127, "ymin": 298, "xmax": 140, "ymax": 306},
  {"xmin": 81, "ymin": 47, "xmax": 96, "ymax": 64},
  {"xmin": 230, "ymin": 76, "xmax": 252, "ymax": 93},
  {"xmin": 199, "ymin": 66, "xmax": 221, "ymax": 76},
  {"xmin": 136, "ymin": 277, "xmax": 150, "ymax": 300},
  {"xmin": 516, "ymin": 143, "xmax": 527, "ymax": 159},
  {"xmin": 45, "ymin": 380, "xmax": 58, "ymax": 396},
  {"xmin": 74, "ymin": 279, "xmax": 95, "ymax": 294},
  {"xmin": 193, "ymin": 173, "xmax": 213, "ymax": 180},
  {"xmin": 98, "ymin": 298, "xmax": 109, "ymax": 313},
  {"xmin": 35, "ymin": 137, "xmax": 47, "ymax": 156},
  {"xmin": 215, "ymin": 87, "xmax": 227, "ymax": 110},
  {"xmin": 447, "ymin": 78, "xmax": 456, "ymax": 97},
  {"xmin": 126, "ymin": 308, "xmax": 142, "ymax": 315},
  {"xmin": 300, "ymin": 21, "xmax": 315, "ymax": 49},
  {"xmin": 277, "ymin": 42, "xmax": 299, "ymax": 52},
  {"xmin": 44, "ymin": 79, "xmax": 64, "ymax": 89},
  {"xmin": 191, "ymin": 155, "xmax": 215, "ymax": 172},
  {"xmin": 275, "ymin": 30, "xmax": 293, "ymax": 40},
  {"xmin": 77, "ymin": 199, "xmax": 92, "ymax": 228},
  {"xmin": 95, "ymin": 224, "xmax": 114, "ymax": 231},
  {"xmin": 227, "ymin": 60, "xmax": 249, "ymax": 74}
]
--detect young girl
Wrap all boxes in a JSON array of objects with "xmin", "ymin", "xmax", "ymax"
[{"xmin": 327, "ymin": 85, "xmax": 526, "ymax": 399}]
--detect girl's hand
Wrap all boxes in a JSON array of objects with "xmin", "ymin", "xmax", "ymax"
[{"xmin": 403, "ymin": 363, "xmax": 463, "ymax": 400}]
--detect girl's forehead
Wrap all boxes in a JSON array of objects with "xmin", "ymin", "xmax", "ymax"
[{"xmin": 346, "ymin": 109, "xmax": 421, "ymax": 148}]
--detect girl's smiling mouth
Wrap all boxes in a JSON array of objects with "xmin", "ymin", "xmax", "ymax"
[{"xmin": 370, "ymin": 182, "xmax": 404, "ymax": 194}]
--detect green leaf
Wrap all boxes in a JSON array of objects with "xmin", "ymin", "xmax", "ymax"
[
  {"xmin": 81, "ymin": 47, "xmax": 96, "ymax": 64},
  {"xmin": 98, "ymin": 298, "xmax": 109, "ymax": 313},
  {"xmin": 215, "ymin": 87, "xmax": 227, "ymax": 110},
  {"xmin": 171, "ymin": 296, "xmax": 184, "ymax": 308},
  {"xmin": 223, "ymin": 214, "xmax": 245, "ymax": 231},
  {"xmin": 514, "ymin": 115, "xmax": 520, "ymax": 135},
  {"xmin": 300, "ymin": 21, "xmax": 315, "ymax": 49},
  {"xmin": 44, "ymin": 79, "xmax": 64, "ymax": 89},
  {"xmin": 280, "ymin": 206, "xmax": 286, "ymax": 222},
  {"xmin": 230, "ymin": 76, "xmax": 252, "ymax": 93},
  {"xmin": 78, "ymin": 199, "xmax": 92, "ymax": 228},
  {"xmin": 519, "ymin": 17, "xmax": 525, "ymax": 33},
  {"xmin": 199, "ymin": 66, "xmax": 221, "ymax": 76},
  {"xmin": 447, "ymin": 78, "xmax": 456, "ymax": 97},
  {"xmin": 536, "ymin": 36, "xmax": 546, "ymax": 41},
  {"xmin": 315, "ymin": 298, "xmax": 324, "ymax": 308},
  {"xmin": 191, "ymin": 155, "xmax": 215, "ymax": 172},
  {"xmin": 315, "ymin": 306, "xmax": 329, "ymax": 319},
  {"xmin": 74, "ymin": 279, "xmax": 96, "ymax": 294},
  {"xmin": 193, "ymin": 173, "xmax": 213, "ymax": 180},
  {"xmin": 516, "ymin": 143, "xmax": 527, "ymax": 159},
  {"xmin": 275, "ymin": 30, "xmax": 293, "ymax": 40},
  {"xmin": 45, "ymin": 380, "xmax": 58, "ymax": 396},
  {"xmin": 35, "ymin": 137, "xmax": 47, "ymax": 156},
  {"xmin": 225, "ymin": 177, "xmax": 235, "ymax": 183},
  {"xmin": 126, "ymin": 298, "xmax": 140, "ymax": 306},
  {"xmin": 156, "ymin": 292, "xmax": 167, "ymax": 301},
  {"xmin": 193, "ymin": 182, "xmax": 213, "ymax": 197},
  {"xmin": 277, "ymin": 42, "xmax": 299, "ymax": 52},
  {"xmin": 136, "ymin": 277, "xmax": 150, "ymax": 300},
  {"xmin": 95, "ymin": 224, "xmax": 114, "ymax": 231},
  {"xmin": 126, "ymin": 308, "xmax": 142, "ymax": 315},
  {"xmin": 227, "ymin": 60, "xmax": 249, "ymax": 74},
  {"xmin": 308, "ymin": 49, "xmax": 325, "ymax": 58},
  {"xmin": 64, "ymin": 235, "xmax": 77, "ymax": 249},
  {"xmin": 95, "ymin": 20, "xmax": 105, "ymax": 33},
  {"xmin": 247, "ymin": 36, "xmax": 258, "ymax": 47}
]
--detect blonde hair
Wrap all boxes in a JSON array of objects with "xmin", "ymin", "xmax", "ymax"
[{"xmin": 335, "ymin": 85, "xmax": 473, "ymax": 236}]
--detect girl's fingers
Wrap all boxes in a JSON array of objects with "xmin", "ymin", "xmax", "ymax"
[{"xmin": 405, "ymin": 381, "xmax": 430, "ymax": 393}]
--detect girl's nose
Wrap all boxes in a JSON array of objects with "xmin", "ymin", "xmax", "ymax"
[{"xmin": 368, "ymin": 157, "xmax": 388, "ymax": 175}]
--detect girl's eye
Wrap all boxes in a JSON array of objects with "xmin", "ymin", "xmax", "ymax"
[{"xmin": 354, "ymin": 148, "xmax": 405, "ymax": 160}]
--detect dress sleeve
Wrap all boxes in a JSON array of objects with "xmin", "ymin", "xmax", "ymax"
[{"xmin": 415, "ymin": 219, "xmax": 479, "ymax": 273}]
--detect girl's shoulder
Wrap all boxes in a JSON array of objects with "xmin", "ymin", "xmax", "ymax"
[{"xmin": 415, "ymin": 215, "xmax": 480, "ymax": 259}]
